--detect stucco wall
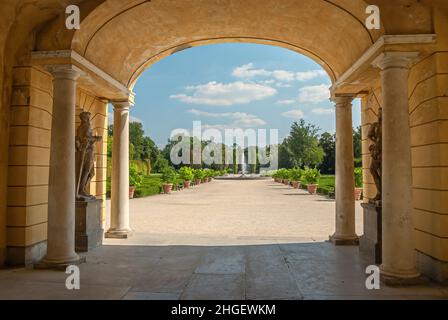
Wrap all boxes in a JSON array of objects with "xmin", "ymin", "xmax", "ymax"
[
  {"xmin": 6, "ymin": 66, "xmax": 53, "ymax": 265},
  {"xmin": 409, "ymin": 8, "xmax": 448, "ymax": 281},
  {"xmin": 359, "ymin": 8, "xmax": 448, "ymax": 281},
  {"xmin": 6, "ymin": 68, "xmax": 108, "ymax": 265},
  {"xmin": 0, "ymin": 0, "xmax": 446, "ymax": 282}
]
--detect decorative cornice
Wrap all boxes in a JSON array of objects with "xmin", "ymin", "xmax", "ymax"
[
  {"xmin": 32, "ymin": 50, "xmax": 131, "ymax": 97},
  {"xmin": 331, "ymin": 34, "xmax": 436, "ymax": 93}
]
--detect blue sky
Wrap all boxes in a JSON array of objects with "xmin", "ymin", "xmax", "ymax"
[{"xmin": 119, "ymin": 43, "xmax": 361, "ymax": 147}]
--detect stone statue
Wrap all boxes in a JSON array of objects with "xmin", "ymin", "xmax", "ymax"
[
  {"xmin": 76, "ymin": 112, "xmax": 102, "ymax": 201},
  {"xmin": 367, "ymin": 108, "xmax": 382, "ymax": 203}
]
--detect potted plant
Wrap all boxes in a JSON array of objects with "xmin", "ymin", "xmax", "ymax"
[
  {"xmin": 161, "ymin": 167, "xmax": 176, "ymax": 194},
  {"xmin": 290, "ymin": 168, "xmax": 302, "ymax": 189},
  {"xmin": 354, "ymin": 167, "xmax": 363, "ymax": 201},
  {"xmin": 272, "ymin": 171, "xmax": 280, "ymax": 183},
  {"xmin": 280, "ymin": 169, "xmax": 291, "ymax": 186},
  {"xmin": 203, "ymin": 169, "xmax": 212, "ymax": 183},
  {"xmin": 178, "ymin": 166, "xmax": 194, "ymax": 188},
  {"xmin": 193, "ymin": 169, "xmax": 204, "ymax": 186},
  {"xmin": 129, "ymin": 164, "xmax": 143, "ymax": 199},
  {"xmin": 303, "ymin": 168, "xmax": 321, "ymax": 194}
]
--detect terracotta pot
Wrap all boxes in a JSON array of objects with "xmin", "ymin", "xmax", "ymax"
[
  {"xmin": 283, "ymin": 179, "xmax": 290, "ymax": 186},
  {"xmin": 354, "ymin": 187, "xmax": 363, "ymax": 201},
  {"xmin": 184, "ymin": 180, "xmax": 191, "ymax": 188},
  {"xmin": 292, "ymin": 181, "xmax": 301, "ymax": 189},
  {"xmin": 307, "ymin": 184, "xmax": 318, "ymax": 194},
  {"xmin": 129, "ymin": 186, "xmax": 136, "ymax": 199},
  {"xmin": 162, "ymin": 183, "xmax": 173, "ymax": 194},
  {"xmin": 195, "ymin": 179, "xmax": 201, "ymax": 186}
]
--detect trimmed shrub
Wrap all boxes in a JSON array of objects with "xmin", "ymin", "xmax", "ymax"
[
  {"xmin": 161, "ymin": 167, "xmax": 177, "ymax": 184},
  {"xmin": 129, "ymin": 164, "xmax": 143, "ymax": 188},
  {"xmin": 178, "ymin": 166, "xmax": 194, "ymax": 181},
  {"xmin": 290, "ymin": 168, "xmax": 303, "ymax": 182},
  {"xmin": 303, "ymin": 168, "xmax": 321, "ymax": 184}
]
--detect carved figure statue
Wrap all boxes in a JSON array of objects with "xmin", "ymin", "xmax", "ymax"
[
  {"xmin": 367, "ymin": 108, "xmax": 382, "ymax": 203},
  {"xmin": 75, "ymin": 112, "xmax": 102, "ymax": 200}
]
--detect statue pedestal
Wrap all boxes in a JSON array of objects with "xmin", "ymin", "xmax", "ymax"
[
  {"xmin": 75, "ymin": 199, "xmax": 103, "ymax": 252},
  {"xmin": 360, "ymin": 202, "xmax": 382, "ymax": 264}
]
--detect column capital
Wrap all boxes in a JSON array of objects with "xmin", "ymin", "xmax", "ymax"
[
  {"xmin": 331, "ymin": 95, "xmax": 355, "ymax": 107},
  {"xmin": 372, "ymin": 52, "xmax": 420, "ymax": 71},
  {"xmin": 111, "ymin": 100, "xmax": 134, "ymax": 110},
  {"xmin": 44, "ymin": 64, "xmax": 84, "ymax": 80}
]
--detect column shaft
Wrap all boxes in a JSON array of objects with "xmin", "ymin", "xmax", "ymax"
[
  {"xmin": 330, "ymin": 96, "xmax": 358, "ymax": 245},
  {"xmin": 374, "ymin": 53, "xmax": 420, "ymax": 279},
  {"xmin": 41, "ymin": 65, "xmax": 82, "ymax": 266},
  {"xmin": 106, "ymin": 102, "xmax": 132, "ymax": 238}
]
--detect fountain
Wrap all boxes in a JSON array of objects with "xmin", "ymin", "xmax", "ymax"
[{"xmin": 240, "ymin": 150, "xmax": 247, "ymax": 177}]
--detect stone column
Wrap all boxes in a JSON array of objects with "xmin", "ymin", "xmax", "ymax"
[
  {"xmin": 330, "ymin": 96, "xmax": 359, "ymax": 245},
  {"xmin": 39, "ymin": 65, "xmax": 83, "ymax": 267},
  {"xmin": 372, "ymin": 52, "xmax": 420, "ymax": 280},
  {"xmin": 105, "ymin": 101, "xmax": 132, "ymax": 238}
]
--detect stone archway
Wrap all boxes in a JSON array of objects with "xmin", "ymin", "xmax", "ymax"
[{"xmin": 1, "ymin": 0, "xmax": 447, "ymax": 284}]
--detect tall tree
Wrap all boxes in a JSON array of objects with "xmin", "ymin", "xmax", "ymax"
[
  {"xmin": 319, "ymin": 132, "xmax": 335, "ymax": 174},
  {"xmin": 286, "ymin": 119, "xmax": 324, "ymax": 168},
  {"xmin": 278, "ymin": 140, "xmax": 293, "ymax": 169},
  {"xmin": 129, "ymin": 122, "xmax": 145, "ymax": 160}
]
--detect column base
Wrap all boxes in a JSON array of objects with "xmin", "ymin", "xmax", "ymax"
[
  {"xmin": 34, "ymin": 256, "xmax": 86, "ymax": 271},
  {"xmin": 381, "ymin": 274, "xmax": 426, "ymax": 287},
  {"xmin": 380, "ymin": 265, "xmax": 422, "ymax": 286},
  {"xmin": 329, "ymin": 234, "xmax": 359, "ymax": 246},
  {"xmin": 105, "ymin": 229, "xmax": 133, "ymax": 239}
]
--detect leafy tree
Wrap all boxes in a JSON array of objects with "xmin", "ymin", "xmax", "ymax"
[
  {"xmin": 319, "ymin": 132, "xmax": 335, "ymax": 174},
  {"xmin": 107, "ymin": 136, "xmax": 113, "ymax": 158},
  {"xmin": 129, "ymin": 122, "xmax": 145, "ymax": 160},
  {"xmin": 141, "ymin": 136, "xmax": 159, "ymax": 168},
  {"xmin": 278, "ymin": 141, "xmax": 293, "ymax": 169},
  {"xmin": 129, "ymin": 143, "xmax": 135, "ymax": 161},
  {"xmin": 286, "ymin": 120, "xmax": 324, "ymax": 168},
  {"xmin": 107, "ymin": 123, "xmax": 159, "ymax": 166},
  {"xmin": 153, "ymin": 155, "xmax": 170, "ymax": 173}
]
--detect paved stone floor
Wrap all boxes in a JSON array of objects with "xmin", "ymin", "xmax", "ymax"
[{"xmin": 0, "ymin": 179, "xmax": 447, "ymax": 300}]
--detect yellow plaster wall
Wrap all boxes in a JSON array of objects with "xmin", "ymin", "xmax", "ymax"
[
  {"xmin": 6, "ymin": 66, "xmax": 52, "ymax": 264},
  {"xmin": 407, "ymin": 7, "xmax": 448, "ymax": 264},
  {"xmin": 360, "ymin": 9, "xmax": 448, "ymax": 268},
  {"xmin": 5, "ymin": 66, "xmax": 108, "ymax": 264}
]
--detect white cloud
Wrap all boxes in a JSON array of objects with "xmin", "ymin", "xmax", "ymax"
[
  {"xmin": 312, "ymin": 108, "xmax": 334, "ymax": 115},
  {"xmin": 187, "ymin": 109, "xmax": 266, "ymax": 128},
  {"xmin": 281, "ymin": 109, "xmax": 304, "ymax": 119},
  {"xmin": 276, "ymin": 99, "xmax": 296, "ymax": 105},
  {"xmin": 232, "ymin": 63, "xmax": 271, "ymax": 78},
  {"xmin": 170, "ymin": 81, "xmax": 277, "ymax": 106},
  {"xmin": 233, "ymin": 64, "xmax": 296, "ymax": 82},
  {"xmin": 296, "ymin": 70, "xmax": 327, "ymax": 81},
  {"xmin": 298, "ymin": 84, "xmax": 330, "ymax": 103},
  {"xmin": 275, "ymin": 82, "xmax": 292, "ymax": 88},
  {"xmin": 272, "ymin": 70, "xmax": 296, "ymax": 82},
  {"xmin": 233, "ymin": 64, "xmax": 327, "ymax": 84}
]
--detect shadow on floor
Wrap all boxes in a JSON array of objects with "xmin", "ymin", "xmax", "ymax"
[{"xmin": 0, "ymin": 241, "xmax": 446, "ymax": 300}]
